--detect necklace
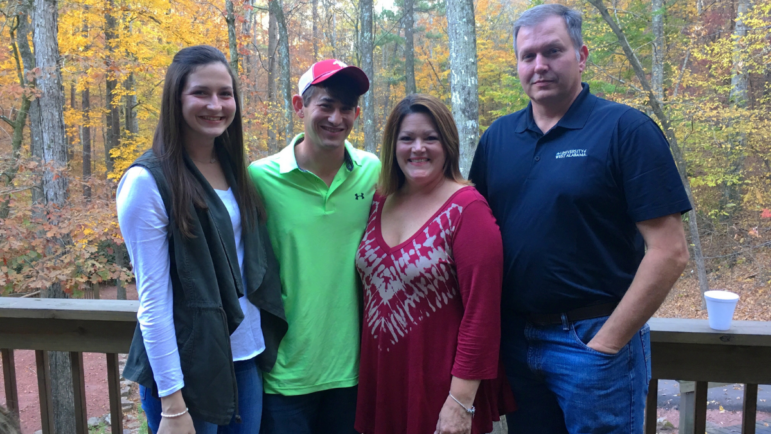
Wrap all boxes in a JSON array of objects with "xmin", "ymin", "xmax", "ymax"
[{"xmin": 191, "ymin": 156, "xmax": 217, "ymax": 164}]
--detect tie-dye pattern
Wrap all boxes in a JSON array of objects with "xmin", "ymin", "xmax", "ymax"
[{"xmin": 356, "ymin": 200, "xmax": 463, "ymax": 350}]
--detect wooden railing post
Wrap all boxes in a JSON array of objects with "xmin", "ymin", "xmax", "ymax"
[
  {"xmin": 35, "ymin": 350, "xmax": 55, "ymax": 434},
  {"xmin": 678, "ymin": 381, "xmax": 707, "ymax": 434},
  {"xmin": 679, "ymin": 384, "xmax": 694, "ymax": 434},
  {"xmin": 1, "ymin": 348, "xmax": 19, "ymax": 418},
  {"xmin": 69, "ymin": 352, "xmax": 88, "ymax": 434},
  {"xmin": 644, "ymin": 378, "xmax": 657, "ymax": 434},
  {"xmin": 742, "ymin": 383, "xmax": 758, "ymax": 434},
  {"xmin": 693, "ymin": 381, "xmax": 708, "ymax": 434},
  {"xmin": 107, "ymin": 353, "xmax": 124, "ymax": 434}
]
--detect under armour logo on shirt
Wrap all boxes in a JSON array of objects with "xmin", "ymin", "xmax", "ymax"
[{"xmin": 355, "ymin": 193, "xmax": 365, "ymax": 200}]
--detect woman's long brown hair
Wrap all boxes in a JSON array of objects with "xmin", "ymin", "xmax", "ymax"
[{"xmin": 153, "ymin": 45, "xmax": 265, "ymax": 238}]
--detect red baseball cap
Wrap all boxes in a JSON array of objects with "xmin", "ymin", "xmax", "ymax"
[{"xmin": 298, "ymin": 59, "xmax": 370, "ymax": 96}]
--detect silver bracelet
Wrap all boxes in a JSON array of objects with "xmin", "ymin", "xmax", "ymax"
[
  {"xmin": 161, "ymin": 407, "xmax": 189, "ymax": 419},
  {"xmin": 449, "ymin": 393, "xmax": 475, "ymax": 418}
]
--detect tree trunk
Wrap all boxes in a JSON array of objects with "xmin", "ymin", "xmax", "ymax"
[
  {"xmin": 117, "ymin": 32, "xmax": 131, "ymax": 299},
  {"xmin": 124, "ymin": 22, "xmax": 139, "ymax": 141},
  {"xmin": 651, "ymin": 0, "xmax": 665, "ymax": 102},
  {"xmin": 67, "ymin": 82, "xmax": 76, "ymax": 163},
  {"xmin": 445, "ymin": 0, "xmax": 480, "ymax": 177},
  {"xmin": 0, "ymin": 6, "xmax": 35, "ymax": 219},
  {"xmin": 360, "ymin": 0, "xmax": 376, "ymax": 153},
  {"xmin": 125, "ymin": 73, "xmax": 139, "ymax": 137},
  {"xmin": 271, "ymin": 0, "xmax": 293, "ymax": 144},
  {"xmin": 226, "ymin": 0, "xmax": 239, "ymax": 74},
  {"xmin": 586, "ymin": 0, "xmax": 710, "ymax": 303},
  {"xmin": 724, "ymin": 0, "xmax": 751, "ymax": 210},
  {"xmin": 268, "ymin": 8, "xmax": 278, "ymax": 152},
  {"xmin": 403, "ymin": 0, "xmax": 416, "ymax": 95},
  {"xmin": 379, "ymin": 43, "xmax": 396, "ymax": 147},
  {"xmin": 243, "ymin": 3, "xmax": 251, "ymax": 86},
  {"xmin": 15, "ymin": 0, "xmax": 44, "ymax": 206},
  {"xmin": 312, "ymin": 0, "xmax": 319, "ymax": 61},
  {"xmin": 83, "ymin": 88, "xmax": 92, "ymax": 201},
  {"xmin": 33, "ymin": 0, "xmax": 76, "ymax": 430},
  {"xmin": 104, "ymin": 0, "xmax": 120, "ymax": 176},
  {"xmin": 34, "ymin": 0, "xmax": 69, "ymax": 205},
  {"xmin": 325, "ymin": 0, "xmax": 338, "ymax": 59}
]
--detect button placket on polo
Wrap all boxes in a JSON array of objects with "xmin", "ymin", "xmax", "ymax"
[
  {"xmin": 526, "ymin": 133, "xmax": 547, "ymax": 180},
  {"xmin": 322, "ymin": 163, "xmax": 353, "ymax": 213}
]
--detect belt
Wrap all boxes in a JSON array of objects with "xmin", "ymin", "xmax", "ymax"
[{"xmin": 527, "ymin": 302, "xmax": 618, "ymax": 326}]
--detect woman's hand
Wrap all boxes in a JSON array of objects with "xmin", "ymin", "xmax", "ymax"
[
  {"xmin": 434, "ymin": 394, "xmax": 472, "ymax": 434},
  {"xmin": 157, "ymin": 412, "xmax": 195, "ymax": 434},
  {"xmin": 157, "ymin": 390, "xmax": 195, "ymax": 434}
]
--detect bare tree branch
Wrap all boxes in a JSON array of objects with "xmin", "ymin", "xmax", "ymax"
[
  {"xmin": 418, "ymin": 46, "xmax": 449, "ymax": 94},
  {"xmin": 585, "ymin": 0, "xmax": 671, "ymax": 134},
  {"xmin": 1, "ymin": 185, "xmax": 41, "ymax": 196},
  {"xmin": 673, "ymin": 48, "xmax": 691, "ymax": 99},
  {"xmin": 588, "ymin": 59, "xmax": 643, "ymax": 93}
]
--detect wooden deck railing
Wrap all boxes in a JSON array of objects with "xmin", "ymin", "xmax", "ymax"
[
  {"xmin": 0, "ymin": 297, "xmax": 137, "ymax": 434},
  {"xmin": 645, "ymin": 318, "xmax": 771, "ymax": 434},
  {"xmin": 1, "ymin": 298, "xmax": 770, "ymax": 434}
]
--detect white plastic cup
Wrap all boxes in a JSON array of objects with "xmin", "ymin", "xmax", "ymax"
[{"xmin": 704, "ymin": 290, "xmax": 740, "ymax": 331}]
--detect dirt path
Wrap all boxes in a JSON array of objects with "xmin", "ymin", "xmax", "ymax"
[{"xmin": 0, "ymin": 284, "xmax": 138, "ymax": 434}]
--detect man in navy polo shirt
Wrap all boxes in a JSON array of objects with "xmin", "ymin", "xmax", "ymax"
[{"xmin": 469, "ymin": 4, "xmax": 692, "ymax": 433}]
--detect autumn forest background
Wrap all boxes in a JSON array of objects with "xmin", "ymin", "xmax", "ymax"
[{"xmin": 1, "ymin": 0, "xmax": 770, "ymax": 319}]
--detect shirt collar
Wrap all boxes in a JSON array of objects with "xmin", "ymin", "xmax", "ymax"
[
  {"xmin": 515, "ymin": 82, "xmax": 594, "ymax": 134},
  {"xmin": 277, "ymin": 133, "xmax": 360, "ymax": 174}
]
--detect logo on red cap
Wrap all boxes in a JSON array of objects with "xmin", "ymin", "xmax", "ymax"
[{"xmin": 298, "ymin": 59, "xmax": 370, "ymax": 97}]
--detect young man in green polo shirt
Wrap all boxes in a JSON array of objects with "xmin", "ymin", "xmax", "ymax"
[{"xmin": 249, "ymin": 59, "xmax": 380, "ymax": 434}]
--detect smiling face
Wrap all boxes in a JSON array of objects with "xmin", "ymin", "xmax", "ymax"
[
  {"xmin": 180, "ymin": 62, "xmax": 236, "ymax": 145},
  {"xmin": 297, "ymin": 86, "xmax": 360, "ymax": 151},
  {"xmin": 516, "ymin": 15, "xmax": 587, "ymax": 108},
  {"xmin": 395, "ymin": 112, "xmax": 447, "ymax": 189}
]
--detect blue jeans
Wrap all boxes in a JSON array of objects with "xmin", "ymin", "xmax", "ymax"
[
  {"xmin": 259, "ymin": 385, "xmax": 358, "ymax": 434},
  {"xmin": 502, "ymin": 315, "xmax": 651, "ymax": 434},
  {"xmin": 140, "ymin": 358, "xmax": 263, "ymax": 434}
]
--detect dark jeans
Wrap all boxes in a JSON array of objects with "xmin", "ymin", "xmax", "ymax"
[
  {"xmin": 260, "ymin": 385, "xmax": 358, "ymax": 434},
  {"xmin": 140, "ymin": 358, "xmax": 263, "ymax": 434},
  {"xmin": 502, "ymin": 315, "xmax": 651, "ymax": 434}
]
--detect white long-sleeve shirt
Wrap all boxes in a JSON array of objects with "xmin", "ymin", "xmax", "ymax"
[{"xmin": 117, "ymin": 166, "xmax": 265, "ymax": 397}]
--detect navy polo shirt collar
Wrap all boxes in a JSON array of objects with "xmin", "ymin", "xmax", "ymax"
[{"xmin": 515, "ymin": 82, "xmax": 595, "ymax": 134}]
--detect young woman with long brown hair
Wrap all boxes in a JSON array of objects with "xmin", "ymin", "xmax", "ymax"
[{"xmin": 116, "ymin": 45, "xmax": 286, "ymax": 434}]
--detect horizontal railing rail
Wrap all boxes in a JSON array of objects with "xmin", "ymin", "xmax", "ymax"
[{"xmin": 1, "ymin": 299, "xmax": 771, "ymax": 434}]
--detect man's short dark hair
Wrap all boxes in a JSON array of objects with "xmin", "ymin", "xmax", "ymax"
[
  {"xmin": 513, "ymin": 4, "xmax": 583, "ymax": 59},
  {"xmin": 301, "ymin": 74, "xmax": 361, "ymax": 108}
]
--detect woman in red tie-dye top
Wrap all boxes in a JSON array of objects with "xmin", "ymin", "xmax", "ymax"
[{"xmin": 354, "ymin": 94, "xmax": 515, "ymax": 434}]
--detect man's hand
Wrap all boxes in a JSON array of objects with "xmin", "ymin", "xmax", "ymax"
[{"xmin": 586, "ymin": 339, "xmax": 620, "ymax": 355}]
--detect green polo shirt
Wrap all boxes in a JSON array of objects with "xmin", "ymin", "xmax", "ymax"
[{"xmin": 248, "ymin": 133, "xmax": 381, "ymax": 395}]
